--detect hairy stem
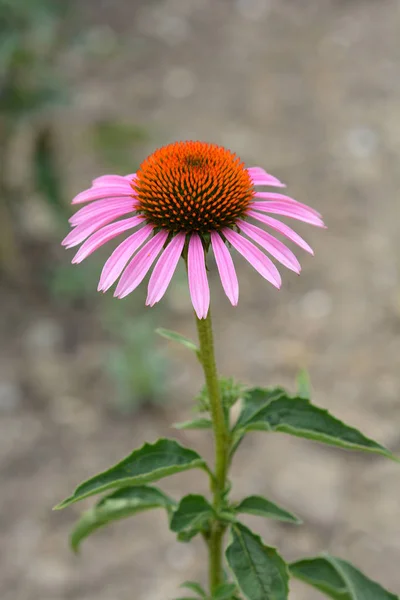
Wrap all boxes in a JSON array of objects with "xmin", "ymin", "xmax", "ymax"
[{"xmin": 196, "ymin": 310, "xmax": 230, "ymax": 593}]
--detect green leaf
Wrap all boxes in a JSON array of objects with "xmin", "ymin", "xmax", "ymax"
[
  {"xmin": 226, "ymin": 523, "xmax": 289, "ymax": 600},
  {"xmin": 173, "ymin": 418, "xmax": 213, "ymax": 430},
  {"xmin": 237, "ymin": 389, "xmax": 398, "ymax": 460},
  {"xmin": 156, "ymin": 328, "xmax": 199, "ymax": 355},
  {"xmin": 290, "ymin": 554, "xmax": 399, "ymax": 600},
  {"xmin": 177, "ymin": 528, "xmax": 205, "ymax": 543},
  {"xmin": 234, "ymin": 387, "xmax": 286, "ymax": 430},
  {"xmin": 296, "ymin": 369, "xmax": 311, "ymax": 400},
  {"xmin": 212, "ymin": 582, "xmax": 238, "ymax": 599},
  {"xmin": 235, "ymin": 495, "xmax": 302, "ymax": 525},
  {"xmin": 180, "ymin": 581, "xmax": 207, "ymax": 597},
  {"xmin": 170, "ymin": 494, "xmax": 214, "ymax": 533},
  {"xmin": 55, "ymin": 439, "xmax": 206, "ymax": 509},
  {"xmin": 231, "ymin": 387, "xmax": 286, "ymax": 455},
  {"xmin": 70, "ymin": 485, "xmax": 175, "ymax": 552}
]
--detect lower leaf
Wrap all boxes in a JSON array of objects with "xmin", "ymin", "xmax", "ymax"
[
  {"xmin": 55, "ymin": 438, "xmax": 207, "ymax": 509},
  {"xmin": 212, "ymin": 582, "xmax": 238, "ymax": 599},
  {"xmin": 170, "ymin": 494, "xmax": 214, "ymax": 533},
  {"xmin": 226, "ymin": 522, "xmax": 289, "ymax": 600},
  {"xmin": 70, "ymin": 485, "xmax": 175, "ymax": 552},
  {"xmin": 290, "ymin": 554, "xmax": 399, "ymax": 600}
]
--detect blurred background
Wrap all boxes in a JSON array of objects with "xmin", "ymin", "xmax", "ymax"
[{"xmin": 1, "ymin": 0, "xmax": 400, "ymax": 598}]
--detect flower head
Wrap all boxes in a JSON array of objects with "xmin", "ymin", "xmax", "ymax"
[{"xmin": 63, "ymin": 141, "xmax": 325, "ymax": 318}]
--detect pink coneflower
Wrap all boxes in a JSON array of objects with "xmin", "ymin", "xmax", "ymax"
[{"xmin": 63, "ymin": 141, "xmax": 324, "ymax": 318}]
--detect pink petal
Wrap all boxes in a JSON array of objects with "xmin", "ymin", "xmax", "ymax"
[
  {"xmin": 250, "ymin": 200, "xmax": 325, "ymax": 227},
  {"xmin": 70, "ymin": 198, "xmax": 134, "ymax": 226},
  {"xmin": 98, "ymin": 224, "xmax": 154, "ymax": 292},
  {"xmin": 63, "ymin": 208, "xmax": 133, "ymax": 248},
  {"xmin": 72, "ymin": 185, "xmax": 134, "ymax": 205},
  {"xmin": 237, "ymin": 220, "xmax": 301, "ymax": 274},
  {"xmin": 146, "ymin": 233, "xmax": 186, "ymax": 306},
  {"xmin": 247, "ymin": 210, "xmax": 313, "ymax": 254},
  {"xmin": 223, "ymin": 228, "xmax": 281, "ymax": 289},
  {"xmin": 114, "ymin": 230, "xmax": 168, "ymax": 299},
  {"xmin": 187, "ymin": 233, "xmax": 210, "ymax": 320},
  {"xmin": 247, "ymin": 167, "xmax": 286, "ymax": 188},
  {"xmin": 254, "ymin": 192, "xmax": 322, "ymax": 218},
  {"xmin": 72, "ymin": 216, "xmax": 144, "ymax": 264},
  {"xmin": 92, "ymin": 175, "xmax": 135, "ymax": 188},
  {"xmin": 210, "ymin": 232, "xmax": 239, "ymax": 306}
]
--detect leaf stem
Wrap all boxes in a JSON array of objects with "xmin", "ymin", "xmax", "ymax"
[{"xmin": 195, "ymin": 310, "xmax": 230, "ymax": 594}]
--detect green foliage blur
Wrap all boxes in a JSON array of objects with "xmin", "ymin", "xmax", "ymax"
[{"xmin": 0, "ymin": 0, "xmax": 167, "ymax": 412}]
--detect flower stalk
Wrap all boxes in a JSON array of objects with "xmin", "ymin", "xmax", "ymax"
[{"xmin": 195, "ymin": 310, "xmax": 230, "ymax": 593}]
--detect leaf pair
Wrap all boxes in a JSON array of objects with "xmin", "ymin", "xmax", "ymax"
[
  {"xmin": 168, "ymin": 488, "xmax": 302, "ymax": 546},
  {"xmin": 226, "ymin": 524, "xmax": 399, "ymax": 600},
  {"xmin": 54, "ymin": 438, "xmax": 208, "ymax": 551}
]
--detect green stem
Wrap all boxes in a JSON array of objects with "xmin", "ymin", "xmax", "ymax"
[{"xmin": 195, "ymin": 310, "xmax": 230, "ymax": 594}]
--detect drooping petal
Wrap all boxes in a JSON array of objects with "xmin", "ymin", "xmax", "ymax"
[
  {"xmin": 72, "ymin": 216, "xmax": 144, "ymax": 264},
  {"xmin": 187, "ymin": 233, "xmax": 210, "ymax": 319},
  {"xmin": 247, "ymin": 210, "xmax": 314, "ymax": 254},
  {"xmin": 63, "ymin": 207, "xmax": 134, "ymax": 248},
  {"xmin": 146, "ymin": 233, "xmax": 186, "ymax": 306},
  {"xmin": 114, "ymin": 230, "xmax": 169, "ymax": 299},
  {"xmin": 223, "ymin": 228, "xmax": 281, "ymax": 289},
  {"xmin": 247, "ymin": 167, "xmax": 286, "ymax": 188},
  {"xmin": 210, "ymin": 231, "xmax": 239, "ymax": 305},
  {"xmin": 98, "ymin": 224, "xmax": 154, "ymax": 292},
  {"xmin": 69, "ymin": 198, "xmax": 134, "ymax": 226},
  {"xmin": 92, "ymin": 174, "xmax": 136, "ymax": 188},
  {"xmin": 72, "ymin": 185, "xmax": 134, "ymax": 205},
  {"xmin": 250, "ymin": 200, "xmax": 325, "ymax": 227},
  {"xmin": 238, "ymin": 220, "xmax": 301, "ymax": 273},
  {"xmin": 254, "ymin": 192, "xmax": 322, "ymax": 218}
]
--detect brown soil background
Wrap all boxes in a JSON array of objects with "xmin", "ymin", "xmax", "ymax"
[{"xmin": 1, "ymin": 1, "xmax": 400, "ymax": 598}]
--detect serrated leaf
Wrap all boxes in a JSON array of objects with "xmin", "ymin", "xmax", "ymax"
[
  {"xmin": 290, "ymin": 554, "xmax": 399, "ymax": 600},
  {"xmin": 296, "ymin": 369, "xmax": 311, "ymax": 400},
  {"xmin": 170, "ymin": 494, "xmax": 214, "ymax": 533},
  {"xmin": 55, "ymin": 439, "xmax": 206, "ymax": 509},
  {"xmin": 235, "ymin": 495, "xmax": 302, "ymax": 525},
  {"xmin": 231, "ymin": 387, "xmax": 286, "ymax": 456},
  {"xmin": 234, "ymin": 387, "xmax": 286, "ymax": 430},
  {"xmin": 226, "ymin": 523, "xmax": 289, "ymax": 600},
  {"xmin": 212, "ymin": 582, "xmax": 238, "ymax": 599},
  {"xmin": 156, "ymin": 328, "xmax": 199, "ymax": 355},
  {"xmin": 237, "ymin": 390, "xmax": 398, "ymax": 460},
  {"xmin": 180, "ymin": 581, "xmax": 207, "ymax": 597},
  {"xmin": 70, "ymin": 485, "xmax": 175, "ymax": 552},
  {"xmin": 173, "ymin": 418, "xmax": 213, "ymax": 430}
]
